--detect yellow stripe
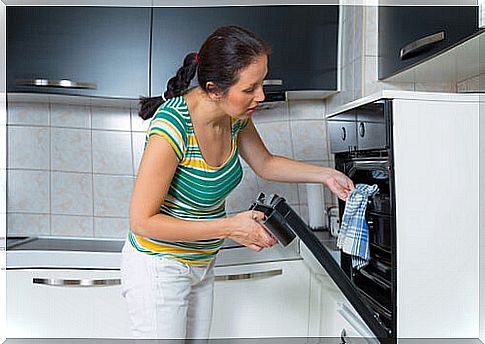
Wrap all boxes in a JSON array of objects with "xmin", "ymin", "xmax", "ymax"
[
  {"xmin": 136, "ymin": 235, "xmax": 220, "ymax": 255},
  {"xmin": 171, "ymin": 257, "xmax": 213, "ymax": 266}
]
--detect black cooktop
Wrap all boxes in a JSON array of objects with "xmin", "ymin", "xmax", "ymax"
[{"xmin": 6, "ymin": 236, "xmax": 242, "ymax": 252}]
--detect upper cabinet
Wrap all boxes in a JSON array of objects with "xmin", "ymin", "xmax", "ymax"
[
  {"xmin": 150, "ymin": 6, "xmax": 338, "ymax": 97},
  {"xmin": 378, "ymin": 6, "xmax": 481, "ymax": 80},
  {"xmin": 7, "ymin": 7, "xmax": 151, "ymax": 98}
]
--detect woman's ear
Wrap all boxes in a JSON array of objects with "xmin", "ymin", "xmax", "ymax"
[{"xmin": 206, "ymin": 82, "xmax": 223, "ymax": 101}]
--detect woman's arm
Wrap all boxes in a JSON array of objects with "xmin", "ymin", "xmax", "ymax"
[
  {"xmin": 129, "ymin": 135, "xmax": 275, "ymax": 250},
  {"xmin": 238, "ymin": 120, "xmax": 354, "ymax": 201}
]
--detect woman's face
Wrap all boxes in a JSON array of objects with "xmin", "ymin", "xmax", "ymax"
[{"xmin": 217, "ymin": 54, "xmax": 268, "ymax": 120}]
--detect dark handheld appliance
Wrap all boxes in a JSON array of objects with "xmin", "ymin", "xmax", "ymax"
[{"xmin": 248, "ymin": 193, "xmax": 296, "ymax": 247}]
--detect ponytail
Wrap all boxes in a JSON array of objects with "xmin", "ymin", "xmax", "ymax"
[{"xmin": 138, "ymin": 52, "xmax": 198, "ymax": 120}]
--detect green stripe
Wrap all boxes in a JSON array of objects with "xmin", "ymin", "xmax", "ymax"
[{"xmin": 137, "ymin": 95, "xmax": 246, "ymax": 263}]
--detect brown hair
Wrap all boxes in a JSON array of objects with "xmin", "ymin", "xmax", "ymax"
[{"xmin": 139, "ymin": 26, "xmax": 271, "ymax": 120}]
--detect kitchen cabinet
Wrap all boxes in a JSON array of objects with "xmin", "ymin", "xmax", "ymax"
[
  {"xmin": 302, "ymin": 243, "xmax": 375, "ymax": 341},
  {"xmin": 210, "ymin": 259, "xmax": 311, "ymax": 338},
  {"xmin": 6, "ymin": 7, "xmax": 150, "ymax": 98},
  {"xmin": 6, "ymin": 269, "xmax": 131, "ymax": 338},
  {"xmin": 151, "ymin": 6, "xmax": 338, "ymax": 97},
  {"xmin": 378, "ymin": 6, "xmax": 481, "ymax": 80},
  {"xmin": 309, "ymin": 272, "xmax": 376, "ymax": 341}
]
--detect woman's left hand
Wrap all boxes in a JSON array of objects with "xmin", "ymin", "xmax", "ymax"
[{"xmin": 324, "ymin": 169, "xmax": 354, "ymax": 201}]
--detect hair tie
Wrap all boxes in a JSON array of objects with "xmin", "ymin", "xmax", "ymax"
[{"xmin": 195, "ymin": 52, "xmax": 199, "ymax": 64}]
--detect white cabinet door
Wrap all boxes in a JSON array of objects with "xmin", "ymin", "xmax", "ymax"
[
  {"xmin": 308, "ymin": 265, "xmax": 376, "ymax": 342},
  {"xmin": 210, "ymin": 260, "xmax": 311, "ymax": 338},
  {"xmin": 7, "ymin": 269, "xmax": 131, "ymax": 338}
]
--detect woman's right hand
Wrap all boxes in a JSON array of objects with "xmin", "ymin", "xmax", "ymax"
[{"xmin": 227, "ymin": 210, "xmax": 278, "ymax": 252}]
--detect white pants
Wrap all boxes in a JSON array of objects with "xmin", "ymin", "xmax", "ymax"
[{"xmin": 120, "ymin": 241, "xmax": 215, "ymax": 339}]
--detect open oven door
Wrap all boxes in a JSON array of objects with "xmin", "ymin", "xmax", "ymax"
[{"xmin": 249, "ymin": 194, "xmax": 393, "ymax": 342}]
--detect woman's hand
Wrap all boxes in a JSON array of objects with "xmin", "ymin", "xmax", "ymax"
[
  {"xmin": 227, "ymin": 210, "xmax": 278, "ymax": 251},
  {"xmin": 324, "ymin": 169, "xmax": 355, "ymax": 201}
]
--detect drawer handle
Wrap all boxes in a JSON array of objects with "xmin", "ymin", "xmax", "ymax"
[
  {"xmin": 340, "ymin": 127, "xmax": 347, "ymax": 141},
  {"xmin": 33, "ymin": 278, "xmax": 121, "ymax": 287},
  {"xmin": 359, "ymin": 122, "xmax": 366, "ymax": 138},
  {"xmin": 399, "ymin": 31, "xmax": 445, "ymax": 60},
  {"xmin": 263, "ymin": 79, "xmax": 283, "ymax": 86},
  {"xmin": 337, "ymin": 303, "xmax": 376, "ymax": 340},
  {"xmin": 215, "ymin": 269, "xmax": 282, "ymax": 281},
  {"xmin": 16, "ymin": 78, "xmax": 97, "ymax": 89}
]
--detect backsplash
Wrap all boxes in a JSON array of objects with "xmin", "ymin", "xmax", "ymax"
[
  {"xmin": 7, "ymin": 99, "xmax": 135, "ymax": 239},
  {"xmin": 7, "ymin": 96, "xmax": 334, "ymax": 239}
]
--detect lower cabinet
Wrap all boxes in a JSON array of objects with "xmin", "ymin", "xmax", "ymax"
[
  {"xmin": 6, "ymin": 269, "xmax": 131, "ymax": 338},
  {"xmin": 210, "ymin": 259, "xmax": 311, "ymax": 338},
  {"xmin": 308, "ymin": 268, "xmax": 376, "ymax": 342},
  {"xmin": 301, "ymin": 241, "xmax": 376, "ymax": 342}
]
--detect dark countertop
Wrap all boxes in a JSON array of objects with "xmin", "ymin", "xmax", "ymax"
[
  {"xmin": 3, "ymin": 338, "xmax": 483, "ymax": 344},
  {"xmin": 6, "ymin": 236, "xmax": 242, "ymax": 252}
]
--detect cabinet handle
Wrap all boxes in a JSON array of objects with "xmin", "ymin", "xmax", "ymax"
[
  {"xmin": 358, "ymin": 122, "xmax": 366, "ymax": 138},
  {"xmin": 263, "ymin": 79, "xmax": 283, "ymax": 86},
  {"xmin": 215, "ymin": 269, "xmax": 282, "ymax": 281},
  {"xmin": 33, "ymin": 278, "xmax": 120, "ymax": 287},
  {"xmin": 337, "ymin": 303, "xmax": 377, "ymax": 341},
  {"xmin": 340, "ymin": 126, "xmax": 347, "ymax": 141},
  {"xmin": 399, "ymin": 31, "xmax": 445, "ymax": 60},
  {"xmin": 16, "ymin": 78, "xmax": 97, "ymax": 89}
]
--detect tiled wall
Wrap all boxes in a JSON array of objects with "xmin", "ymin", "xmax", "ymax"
[
  {"xmin": 226, "ymin": 100, "xmax": 337, "ymax": 223},
  {"xmin": 7, "ymin": 97, "xmax": 335, "ymax": 238},
  {"xmin": 7, "ymin": 99, "xmax": 137, "ymax": 239}
]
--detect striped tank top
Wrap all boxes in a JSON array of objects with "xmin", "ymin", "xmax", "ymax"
[{"xmin": 128, "ymin": 96, "xmax": 248, "ymax": 265}]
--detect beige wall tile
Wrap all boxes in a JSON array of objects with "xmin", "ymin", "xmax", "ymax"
[
  {"xmin": 8, "ymin": 126, "xmax": 49, "ymax": 170},
  {"xmin": 132, "ymin": 132, "xmax": 146, "ymax": 176},
  {"xmin": 51, "ymin": 214, "xmax": 93, "ymax": 237},
  {"xmin": 290, "ymin": 120, "xmax": 329, "ymax": 161},
  {"xmin": 8, "ymin": 170, "xmax": 49, "ymax": 213},
  {"xmin": 91, "ymin": 106, "xmax": 131, "ymax": 131},
  {"xmin": 92, "ymin": 131, "xmax": 133, "ymax": 175},
  {"xmin": 93, "ymin": 175, "xmax": 134, "ymax": 217},
  {"xmin": 288, "ymin": 100, "xmax": 325, "ymax": 120},
  {"xmin": 51, "ymin": 128, "xmax": 92, "ymax": 172},
  {"xmin": 7, "ymin": 102, "xmax": 49, "ymax": 126},
  {"xmin": 51, "ymin": 172, "xmax": 93, "ymax": 216},
  {"xmin": 50, "ymin": 103, "xmax": 90, "ymax": 128},
  {"xmin": 364, "ymin": 6, "xmax": 378, "ymax": 57},
  {"xmin": 94, "ymin": 217, "xmax": 129, "ymax": 239},
  {"xmin": 131, "ymin": 104, "xmax": 150, "ymax": 132},
  {"xmin": 254, "ymin": 121, "xmax": 293, "ymax": 158},
  {"xmin": 8, "ymin": 213, "xmax": 50, "ymax": 236}
]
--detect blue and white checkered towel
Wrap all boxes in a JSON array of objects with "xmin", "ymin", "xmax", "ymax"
[{"xmin": 337, "ymin": 183, "xmax": 379, "ymax": 270}]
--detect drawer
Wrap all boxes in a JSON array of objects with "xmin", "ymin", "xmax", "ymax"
[{"xmin": 328, "ymin": 120, "xmax": 357, "ymax": 154}]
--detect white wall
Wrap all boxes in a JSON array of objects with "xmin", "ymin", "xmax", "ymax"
[
  {"xmin": 1, "ymin": 0, "xmax": 6, "ymax": 341},
  {"xmin": 480, "ymin": 96, "xmax": 485, "ymax": 342}
]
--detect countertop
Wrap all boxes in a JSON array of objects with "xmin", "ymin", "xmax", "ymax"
[
  {"xmin": 5, "ymin": 229, "xmax": 338, "ymax": 269},
  {"xmin": 5, "ymin": 235, "xmax": 302, "ymax": 269},
  {"xmin": 3, "ymin": 338, "xmax": 483, "ymax": 344}
]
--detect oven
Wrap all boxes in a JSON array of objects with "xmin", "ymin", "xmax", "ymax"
[{"xmin": 329, "ymin": 99, "xmax": 397, "ymax": 338}]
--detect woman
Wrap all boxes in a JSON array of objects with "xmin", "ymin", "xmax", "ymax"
[{"xmin": 121, "ymin": 25, "xmax": 354, "ymax": 339}]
